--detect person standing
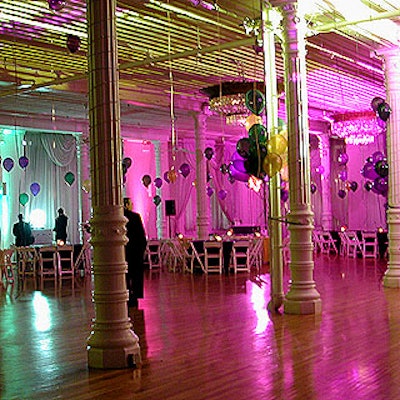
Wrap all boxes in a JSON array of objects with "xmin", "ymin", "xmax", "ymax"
[
  {"xmin": 123, "ymin": 198, "xmax": 147, "ymax": 308},
  {"xmin": 13, "ymin": 214, "xmax": 34, "ymax": 246},
  {"xmin": 54, "ymin": 208, "xmax": 68, "ymax": 244}
]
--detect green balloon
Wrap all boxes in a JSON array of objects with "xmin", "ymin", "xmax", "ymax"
[
  {"xmin": 19, "ymin": 193, "xmax": 29, "ymax": 206},
  {"xmin": 245, "ymin": 89, "xmax": 265, "ymax": 116},
  {"xmin": 64, "ymin": 171, "xmax": 75, "ymax": 186},
  {"xmin": 248, "ymin": 124, "xmax": 267, "ymax": 144}
]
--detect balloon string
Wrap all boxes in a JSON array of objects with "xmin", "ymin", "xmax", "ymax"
[{"xmin": 167, "ymin": 9, "xmax": 176, "ymax": 160}]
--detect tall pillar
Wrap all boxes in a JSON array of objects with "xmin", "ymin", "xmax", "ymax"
[
  {"xmin": 191, "ymin": 110, "xmax": 210, "ymax": 239},
  {"xmin": 86, "ymin": 0, "xmax": 140, "ymax": 368},
  {"xmin": 154, "ymin": 140, "xmax": 163, "ymax": 239},
  {"xmin": 319, "ymin": 134, "xmax": 333, "ymax": 230},
  {"xmin": 262, "ymin": 3, "xmax": 284, "ymax": 311},
  {"xmin": 271, "ymin": 0, "xmax": 321, "ymax": 314},
  {"xmin": 381, "ymin": 48, "xmax": 400, "ymax": 288}
]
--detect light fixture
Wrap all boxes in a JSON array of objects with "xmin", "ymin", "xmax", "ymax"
[
  {"xmin": 201, "ymin": 81, "xmax": 264, "ymax": 126},
  {"xmin": 330, "ymin": 111, "xmax": 384, "ymax": 145}
]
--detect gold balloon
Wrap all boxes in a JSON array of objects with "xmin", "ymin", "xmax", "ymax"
[
  {"xmin": 262, "ymin": 153, "xmax": 283, "ymax": 177},
  {"xmin": 267, "ymin": 134, "xmax": 288, "ymax": 156},
  {"xmin": 245, "ymin": 114, "xmax": 263, "ymax": 131},
  {"xmin": 167, "ymin": 169, "xmax": 177, "ymax": 183},
  {"xmin": 81, "ymin": 179, "xmax": 91, "ymax": 193}
]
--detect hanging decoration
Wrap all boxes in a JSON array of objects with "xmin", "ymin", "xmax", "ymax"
[
  {"xmin": 30, "ymin": 182, "xmax": 41, "ymax": 197},
  {"xmin": 3, "ymin": 157, "xmax": 14, "ymax": 172},
  {"xmin": 218, "ymin": 189, "xmax": 227, "ymax": 200},
  {"xmin": 19, "ymin": 193, "xmax": 29, "ymax": 206},
  {"xmin": 19, "ymin": 156, "xmax": 29, "ymax": 169},
  {"xmin": 153, "ymin": 195, "xmax": 161, "ymax": 206},
  {"xmin": 163, "ymin": 171, "xmax": 171, "ymax": 183},
  {"xmin": 142, "ymin": 174, "xmax": 151, "ymax": 188},
  {"xmin": 206, "ymin": 186, "xmax": 214, "ymax": 197},
  {"xmin": 179, "ymin": 163, "xmax": 190, "ymax": 178},
  {"xmin": 361, "ymin": 151, "xmax": 388, "ymax": 196},
  {"xmin": 82, "ymin": 179, "xmax": 91, "ymax": 193},
  {"xmin": 64, "ymin": 171, "xmax": 75, "ymax": 186},
  {"xmin": 66, "ymin": 34, "xmax": 81, "ymax": 53},
  {"xmin": 371, "ymin": 96, "xmax": 391, "ymax": 122},
  {"xmin": 154, "ymin": 177, "xmax": 163, "ymax": 189},
  {"xmin": 204, "ymin": 147, "xmax": 214, "ymax": 160},
  {"xmin": 48, "ymin": 0, "xmax": 66, "ymax": 11},
  {"xmin": 331, "ymin": 111, "xmax": 384, "ymax": 145}
]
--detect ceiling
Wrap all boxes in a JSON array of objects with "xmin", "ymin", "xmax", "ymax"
[{"xmin": 0, "ymin": 0, "xmax": 399, "ymax": 141}]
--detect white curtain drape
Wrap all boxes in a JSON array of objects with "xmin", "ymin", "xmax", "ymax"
[{"xmin": 0, "ymin": 132, "xmax": 79, "ymax": 247}]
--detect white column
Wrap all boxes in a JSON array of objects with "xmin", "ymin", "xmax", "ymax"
[
  {"xmin": 86, "ymin": 0, "xmax": 140, "ymax": 368},
  {"xmin": 262, "ymin": 2, "xmax": 284, "ymax": 311},
  {"xmin": 154, "ymin": 140, "xmax": 163, "ymax": 239},
  {"xmin": 319, "ymin": 134, "xmax": 333, "ymax": 230},
  {"xmin": 272, "ymin": 0, "xmax": 321, "ymax": 314},
  {"xmin": 381, "ymin": 47, "xmax": 400, "ymax": 288},
  {"xmin": 192, "ymin": 110, "xmax": 210, "ymax": 239}
]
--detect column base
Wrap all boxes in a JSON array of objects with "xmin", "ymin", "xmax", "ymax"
[
  {"xmin": 383, "ymin": 274, "xmax": 400, "ymax": 288},
  {"xmin": 284, "ymin": 297, "xmax": 322, "ymax": 315},
  {"xmin": 88, "ymin": 330, "xmax": 141, "ymax": 369}
]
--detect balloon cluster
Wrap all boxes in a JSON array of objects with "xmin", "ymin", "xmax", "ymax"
[
  {"xmin": 336, "ymin": 152, "xmax": 358, "ymax": 199},
  {"xmin": 371, "ymin": 97, "xmax": 391, "ymax": 122},
  {"xmin": 361, "ymin": 151, "xmax": 388, "ymax": 196},
  {"xmin": 226, "ymin": 89, "xmax": 287, "ymax": 183},
  {"xmin": 141, "ymin": 163, "xmax": 192, "ymax": 206}
]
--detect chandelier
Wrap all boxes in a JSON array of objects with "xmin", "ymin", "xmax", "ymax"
[
  {"xmin": 330, "ymin": 111, "xmax": 385, "ymax": 145},
  {"xmin": 201, "ymin": 81, "xmax": 265, "ymax": 126}
]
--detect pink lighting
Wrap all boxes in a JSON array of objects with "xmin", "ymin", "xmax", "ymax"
[{"xmin": 331, "ymin": 111, "xmax": 384, "ymax": 145}]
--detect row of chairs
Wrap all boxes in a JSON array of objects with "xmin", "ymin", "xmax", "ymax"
[
  {"xmin": 1, "ymin": 245, "xmax": 75, "ymax": 288},
  {"xmin": 313, "ymin": 230, "xmax": 379, "ymax": 258},
  {"xmin": 145, "ymin": 237, "xmax": 265, "ymax": 274}
]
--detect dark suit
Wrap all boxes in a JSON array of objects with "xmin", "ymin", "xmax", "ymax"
[
  {"xmin": 13, "ymin": 221, "xmax": 33, "ymax": 246},
  {"xmin": 124, "ymin": 209, "xmax": 147, "ymax": 305}
]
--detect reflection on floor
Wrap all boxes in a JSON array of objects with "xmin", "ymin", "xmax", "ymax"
[{"xmin": 0, "ymin": 253, "xmax": 396, "ymax": 400}]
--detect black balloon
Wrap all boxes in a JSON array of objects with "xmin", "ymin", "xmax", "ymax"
[
  {"xmin": 371, "ymin": 96, "xmax": 385, "ymax": 112},
  {"xmin": 338, "ymin": 189, "xmax": 346, "ymax": 199},
  {"xmin": 236, "ymin": 138, "xmax": 252, "ymax": 158},
  {"xmin": 375, "ymin": 159, "xmax": 389, "ymax": 177},
  {"xmin": 364, "ymin": 181, "xmax": 373, "ymax": 191},
  {"xmin": 350, "ymin": 181, "xmax": 358, "ymax": 192},
  {"xmin": 204, "ymin": 147, "xmax": 214, "ymax": 160},
  {"xmin": 67, "ymin": 34, "xmax": 81, "ymax": 53},
  {"xmin": 377, "ymin": 102, "xmax": 391, "ymax": 122}
]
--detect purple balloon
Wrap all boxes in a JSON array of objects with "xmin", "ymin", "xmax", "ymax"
[
  {"xmin": 229, "ymin": 164, "xmax": 249, "ymax": 182},
  {"xmin": 338, "ymin": 189, "xmax": 347, "ymax": 199},
  {"xmin": 372, "ymin": 151, "xmax": 385, "ymax": 164},
  {"xmin": 163, "ymin": 171, "xmax": 170, "ymax": 183},
  {"xmin": 206, "ymin": 186, "xmax": 214, "ymax": 197},
  {"xmin": 154, "ymin": 177, "xmax": 163, "ymax": 189},
  {"xmin": 179, "ymin": 163, "xmax": 190, "ymax": 178},
  {"xmin": 310, "ymin": 183, "xmax": 317, "ymax": 194},
  {"xmin": 48, "ymin": 0, "xmax": 66, "ymax": 11},
  {"xmin": 339, "ymin": 170, "xmax": 348, "ymax": 182},
  {"xmin": 281, "ymin": 189, "xmax": 289, "ymax": 202},
  {"xmin": 232, "ymin": 159, "xmax": 247, "ymax": 173},
  {"xmin": 361, "ymin": 162, "xmax": 379, "ymax": 180},
  {"xmin": 30, "ymin": 182, "xmax": 40, "ymax": 197},
  {"xmin": 19, "ymin": 156, "xmax": 29, "ymax": 169},
  {"xmin": 364, "ymin": 181, "xmax": 373, "ymax": 191},
  {"xmin": 374, "ymin": 177, "xmax": 388, "ymax": 195},
  {"xmin": 3, "ymin": 157, "xmax": 14, "ymax": 172},
  {"xmin": 218, "ymin": 190, "xmax": 227, "ymax": 200},
  {"xmin": 338, "ymin": 153, "xmax": 349, "ymax": 166},
  {"xmin": 231, "ymin": 151, "xmax": 246, "ymax": 162}
]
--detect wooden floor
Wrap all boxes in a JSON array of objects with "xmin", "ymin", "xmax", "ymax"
[{"xmin": 1, "ymin": 253, "xmax": 398, "ymax": 399}]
